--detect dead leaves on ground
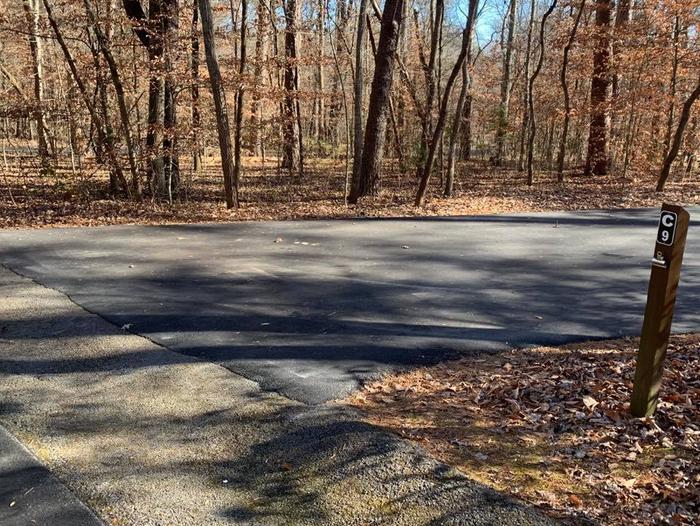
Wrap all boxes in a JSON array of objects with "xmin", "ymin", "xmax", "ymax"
[
  {"xmin": 1, "ymin": 159, "xmax": 700, "ymax": 228},
  {"xmin": 345, "ymin": 334, "xmax": 700, "ymax": 526}
]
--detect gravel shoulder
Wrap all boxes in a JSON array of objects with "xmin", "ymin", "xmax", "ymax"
[{"xmin": 0, "ymin": 265, "xmax": 554, "ymax": 525}]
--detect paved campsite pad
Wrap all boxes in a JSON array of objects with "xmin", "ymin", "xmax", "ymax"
[
  {"xmin": 1, "ymin": 209, "xmax": 699, "ymax": 404},
  {"xmin": 1, "ymin": 209, "xmax": 698, "ymax": 525},
  {"xmin": 0, "ymin": 266, "xmax": 554, "ymax": 525}
]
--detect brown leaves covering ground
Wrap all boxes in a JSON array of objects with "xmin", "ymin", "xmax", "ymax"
[
  {"xmin": 344, "ymin": 334, "xmax": 700, "ymax": 526},
  {"xmin": 1, "ymin": 154, "xmax": 700, "ymax": 228}
]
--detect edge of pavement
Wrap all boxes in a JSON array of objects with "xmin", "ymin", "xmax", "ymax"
[
  {"xmin": 0, "ymin": 263, "xmax": 558, "ymax": 525},
  {"xmin": 0, "ymin": 423, "xmax": 103, "ymax": 526}
]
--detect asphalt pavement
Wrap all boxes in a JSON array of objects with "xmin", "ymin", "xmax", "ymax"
[
  {"xmin": 0, "ymin": 424, "xmax": 102, "ymax": 526},
  {"xmin": 1, "ymin": 208, "xmax": 698, "ymax": 404}
]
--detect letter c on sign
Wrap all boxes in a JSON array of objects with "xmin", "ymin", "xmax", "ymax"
[{"xmin": 662, "ymin": 214, "xmax": 675, "ymax": 227}]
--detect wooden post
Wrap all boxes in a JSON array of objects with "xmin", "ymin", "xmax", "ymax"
[{"xmin": 630, "ymin": 203, "xmax": 690, "ymax": 417}]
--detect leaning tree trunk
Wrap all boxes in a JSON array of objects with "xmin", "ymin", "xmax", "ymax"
[
  {"xmin": 43, "ymin": 0, "xmax": 129, "ymax": 195},
  {"xmin": 348, "ymin": 0, "xmax": 405, "ymax": 203},
  {"xmin": 415, "ymin": 0, "xmax": 478, "ymax": 206},
  {"xmin": 657, "ymin": 78, "xmax": 700, "ymax": 192},
  {"xmin": 84, "ymin": 0, "xmax": 141, "ymax": 196},
  {"xmin": 197, "ymin": 0, "xmax": 238, "ymax": 207},
  {"xmin": 584, "ymin": 0, "xmax": 612, "ymax": 176}
]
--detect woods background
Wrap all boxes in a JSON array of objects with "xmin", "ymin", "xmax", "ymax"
[{"xmin": 1, "ymin": 0, "xmax": 699, "ymax": 224}]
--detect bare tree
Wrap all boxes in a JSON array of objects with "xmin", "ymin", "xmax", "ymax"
[
  {"xmin": 415, "ymin": 0, "xmax": 478, "ymax": 206},
  {"xmin": 43, "ymin": 0, "xmax": 129, "ymax": 194},
  {"xmin": 22, "ymin": 0, "xmax": 51, "ymax": 174},
  {"xmin": 444, "ymin": 57, "xmax": 469, "ymax": 197},
  {"xmin": 657, "ymin": 76, "xmax": 700, "ymax": 192},
  {"xmin": 162, "ymin": 0, "xmax": 180, "ymax": 199},
  {"xmin": 233, "ymin": 0, "xmax": 248, "ymax": 193},
  {"xmin": 349, "ymin": 0, "xmax": 405, "ymax": 202},
  {"xmin": 517, "ymin": 0, "xmax": 537, "ymax": 172},
  {"xmin": 282, "ymin": 0, "xmax": 302, "ymax": 176},
  {"xmin": 350, "ymin": 0, "xmax": 368, "ymax": 198},
  {"xmin": 526, "ymin": 0, "xmax": 558, "ymax": 185},
  {"xmin": 83, "ymin": 0, "xmax": 141, "ymax": 196},
  {"xmin": 585, "ymin": 0, "xmax": 612, "ymax": 176},
  {"xmin": 191, "ymin": 2, "xmax": 202, "ymax": 173},
  {"xmin": 557, "ymin": 0, "xmax": 585, "ymax": 181},
  {"xmin": 198, "ymin": 0, "xmax": 238, "ymax": 207},
  {"xmin": 494, "ymin": 0, "xmax": 517, "ymax": 166}
]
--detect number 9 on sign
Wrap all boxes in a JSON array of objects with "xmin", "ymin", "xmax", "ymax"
[{"xmin": 657, "ymin": 211, "xmax": 677, "ymax": 246}]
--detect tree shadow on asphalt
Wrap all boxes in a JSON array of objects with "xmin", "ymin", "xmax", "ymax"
[{"xmin": 0, "ymin": 235, "xmax": 698, "ymax": 402}]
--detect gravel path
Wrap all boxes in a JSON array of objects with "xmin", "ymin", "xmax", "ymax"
[{"xmin": 0, "ymin": 265, "xmax": 554, "ymax": 525}]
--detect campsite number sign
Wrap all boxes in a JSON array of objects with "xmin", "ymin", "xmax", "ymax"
[
  {"xmin": 657, "ymin": 211, "xmax": 677, "ymax": 246},
  {"xmin": 631, "ymin": 204, "xmax": 690, "ymax": 417}
]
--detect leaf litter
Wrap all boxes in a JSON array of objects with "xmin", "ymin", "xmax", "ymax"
[{"xmin": 344, "ymin": 334, "xmax": 700, "ymax": 525}]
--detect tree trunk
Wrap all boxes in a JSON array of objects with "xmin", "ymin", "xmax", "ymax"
[
  {"xmin": 349, "ymin": 0, "xmax": 405, "ymax": 203},
  {"xmin": 249, "ymin": 0, "xmax": 267, "ymax": 156},
  {"xmin": 233, "ymin": 0, "xmax": 248, "ymax": 194},
  {"xmin": 584, "ymin": 0, "xmax": 612, "ymax": 176},
  {"xmin": 84, "ymin": 0, "xmax": 141, "ymax": 196},
  {"xmin": 162, "ymin": 0, "xmax": 180, "ymax": 200},
  {"xmin": 122, "ymin": 0, "xmax": 166, "ymax": 193},
  {"xmin": 494, "ymin": 0, "xmax": 516, "ymax": 166},
  {"xmin": 662, "ymin": 16, "xmax": 680, "ymax": 158},
  {"xmin": 197, "ymin": 0, "xmax": 238, "ymax": 207},
  {"xmin": 444, "ymin": 56, "xmax": 469, "ymax": 197},
  {"xmin": 281, "ymin": 0, "xmax": 301, "ymax": 175},
  {"xmin": 611, "ymin": 0, "xmax": 629, "ymax": 100},
  {"xmin": 415, "ymin": 0, "xmax": 477, "ymax": 206},
  {"xmin": 526, "ymin": 0, "xmax": 557, "ymax": 185},
  {"xmin": 460, "ymin": 93, "xmax": 473, "ymax": 160},
  {"xmin": 312, "ymin": 0, "xmax": 326, "ymax": 147},
  {"xmin": 657, "ymin": 78, "xmax": 700, "ymax": 192},
  {"xmin": 43, "ymin": 0, "xmax": 129, "ymax": 195},
  {"xmin": 557, "ymin": 0, "xmax": 585, "ymax": 181},
  {"xmin": 191, "ymin": 2, "xmax": 202, "ymax": 173},
  {"xmin": 517, "ymin": 0, "xmax": 536, "ymax": 172},
  {"xmin": 22, "ymin": 0, "xmax": 51, "ymax": 175},
  {"xmin": 350, "ymin": 0, "xmax": 368, "ymax": 200}
]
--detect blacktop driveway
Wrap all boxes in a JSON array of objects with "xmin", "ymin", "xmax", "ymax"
[
  {"xmin": 0, "ymin": 208, "xmax": 698, "ymax": 525},
  {"xmin": 1, "ymin": 208, "xmax": 698, "ymax": 404}
]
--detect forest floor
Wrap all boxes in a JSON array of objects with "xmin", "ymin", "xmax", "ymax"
[
  {"xmin": 2, "ymin": 153, "xmax": 700, "ymax": 228},
  {"xmin": 344, "ymin": 333, "xmax": 700, "ymax": 526}
]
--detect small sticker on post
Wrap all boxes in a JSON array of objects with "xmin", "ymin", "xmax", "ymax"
[{"xmin": 657, "ymin": 211, "xmax": 677, "ymax": 246}]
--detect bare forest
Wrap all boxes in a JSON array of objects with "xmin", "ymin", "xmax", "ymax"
[{"xmin": 1, "ymin": 0, "xmax": 700, "ymax": 226}]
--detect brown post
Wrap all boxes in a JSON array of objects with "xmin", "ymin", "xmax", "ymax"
[{"xmin": 630, "ymin": 203, "xmax": 690, "ymax": 417}]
